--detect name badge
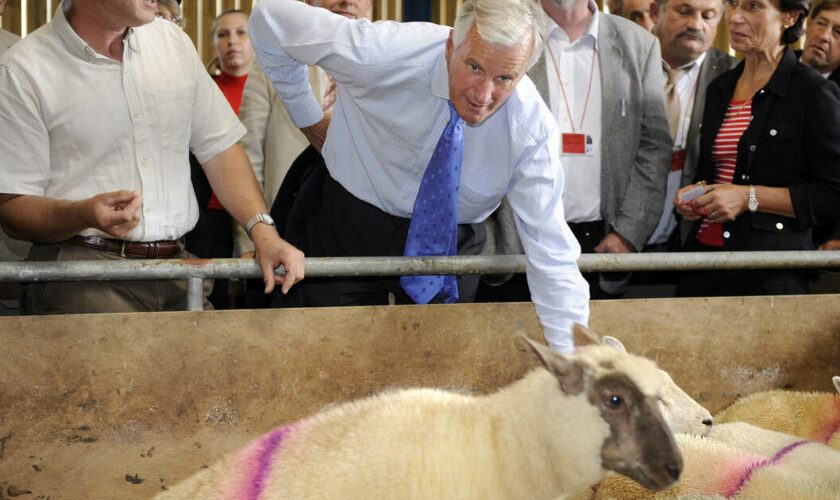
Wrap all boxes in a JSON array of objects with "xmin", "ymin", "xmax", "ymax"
[
  {"xmin": 670, "ymin": 149, "xmax": 686, "ymax": 172},
  {"xmin": 561, "ymin": 133, "xmax": 594, "ymax": 156}
]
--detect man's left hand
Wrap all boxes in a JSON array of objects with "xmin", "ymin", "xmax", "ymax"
[
  {"xmin": 250, "ymin": 224, "xmax": 305, "ymax": 294},
  {"xmin": 594, "ymin": 232, "xmax": 635, "ymax": 253}
]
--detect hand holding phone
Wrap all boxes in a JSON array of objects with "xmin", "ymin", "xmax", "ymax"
[{"xmin": 680, "ymin": 184, "xmax": 706, "ymax": 204}]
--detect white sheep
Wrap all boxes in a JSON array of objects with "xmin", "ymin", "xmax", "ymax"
[
  {"xmin": 600, "ymin": 336, "xmax": 713, "ymax": 437},
  {"xmin": 593, "ymin": 422, "xmax": 840, "ymax": 499},
  {"xmin": 593, "ymin": 430, "xmax": 838, "ymax": 500},
  {"xmin": 157, "ymin": 325, "xmax": 683, "ymax": 500},
  {"xmin": 714, "ymin": 377, "xmax": 840, "ymax": 448}
]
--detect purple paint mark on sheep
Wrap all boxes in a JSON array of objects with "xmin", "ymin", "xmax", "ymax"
[
  {"xmin": 724, "ymin": 439, "xmax": 809, "ymax": 498},
  {"xmin": 248, "ymin": 425, "xmax": 294, "ymax": 500}
]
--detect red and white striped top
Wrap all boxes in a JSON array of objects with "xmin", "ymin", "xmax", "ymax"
[{"xmin": 696, "ymin": 99, "xmax": 752, "ymax": 247}]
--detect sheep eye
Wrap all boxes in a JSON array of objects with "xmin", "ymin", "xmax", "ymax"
[{"xmin": 605, "ymin": 394, "xmax": 623, "ymax": 408}]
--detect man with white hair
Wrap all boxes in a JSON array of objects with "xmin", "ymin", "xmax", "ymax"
[
  {"xmin": 249, "ymin": 0, "xmax": 589, "ymax": 352},
  {"xmin": 0, "ymin": 0, "xmax": 304, "ymax": 314}
]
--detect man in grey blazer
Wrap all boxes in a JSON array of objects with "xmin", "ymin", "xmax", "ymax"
[
  {"xmin": 646, "ymin": 0, "xmax": 736, "ymax": 249},
  {"xmin": 479, "ymin": 0, "xmax": 671, "ymax": 300}
]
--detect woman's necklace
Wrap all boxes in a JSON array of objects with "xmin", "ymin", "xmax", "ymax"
[{"xmin": 731, "ymin": 94, "xmax": 754, "ymax": 120}]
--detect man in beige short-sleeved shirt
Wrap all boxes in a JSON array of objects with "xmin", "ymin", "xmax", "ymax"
[{"xmin": 0, "ymin": 0, "xmax": 304, "ymax": 314}]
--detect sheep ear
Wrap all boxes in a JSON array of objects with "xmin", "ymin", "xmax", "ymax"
[
  {"xmin": 573, "ymin": 323, "xmax": 603, "ymax": 347},
  {"xmin": 833, "ymin": 376, "xmax": 840, "ymax": 394},
  {"xmin": 602, "ymin": 335, "xmax": 627, "ymax": 354},
  {"xmin": 520, "ymin": 334, "xmax": 585, "ymax": 395}
]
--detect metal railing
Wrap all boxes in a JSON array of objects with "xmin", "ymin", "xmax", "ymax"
[{"xmin": 1, "ymin": 251, "xmax": 839, "ymax": 311}]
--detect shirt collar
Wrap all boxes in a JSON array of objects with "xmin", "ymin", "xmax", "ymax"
[
  {"xmin": 431, "ymin": 45, "xmax": 451, "ymax": 101},
  {"xmin": 54, "ymin": 0, "xmax": 139, "ymax": 63},
  {"xmin": 547, "ymin": 0, "xmax": 600, "ymax": 49},
  {"xmin": 663, "ymin": 51, "xmax": 706, "ymax": 75}
]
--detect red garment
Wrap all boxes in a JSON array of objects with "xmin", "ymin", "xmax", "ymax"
[
  {"xmin": 207, "ymin": 71, "xmax": 249, "ymax": 210},
  {"xmin": 696, "ymin": 99, "xmax": 751, "ymax": 247}
]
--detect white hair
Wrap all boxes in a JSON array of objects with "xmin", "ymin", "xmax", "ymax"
[{"xmin": 452, "ymin": 0, "xmax": 548, "ymax": 69}]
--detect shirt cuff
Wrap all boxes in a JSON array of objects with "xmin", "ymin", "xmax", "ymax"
[{"xmin": 288, "ymin": 96, "xmax": 326, "ymax": 129}]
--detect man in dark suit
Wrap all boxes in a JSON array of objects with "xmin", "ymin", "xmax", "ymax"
[
  {"xmin": 800, "ymin": 0, "xmax": 840, "ymax": 292},
  {"xmin": 800, "ymin": 0, "xmax": 840, "ymax": 88},
  {"xmin": 646, "ymin": 0, "xmax": 737, "ymax": 250}
]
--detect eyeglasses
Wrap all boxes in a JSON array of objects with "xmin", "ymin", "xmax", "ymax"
[{"xmin": 156, "ymin": 14, "xmax": 185, "ymax": 28}]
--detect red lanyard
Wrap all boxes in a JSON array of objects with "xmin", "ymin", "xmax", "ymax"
[{"xmin": 546, "ymin": 41, "xmax": 596, "ymax": 133}]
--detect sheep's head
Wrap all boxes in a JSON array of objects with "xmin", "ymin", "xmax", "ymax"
[
  {"xmin": 602, "ymin": 336, "xmax": 713, "ymax": 437},
  {"xmin": 523, "ymin": 325, "xmax": 683, "ymax": 491}
]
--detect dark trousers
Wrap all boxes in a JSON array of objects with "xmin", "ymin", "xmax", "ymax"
[
  {"xmin": 275, "ymin": 171, "xmax": 486, "ymax": 307},
  {"xmin": 476, "ymin": 220, "xmax": 624, "ymax": 302},
  {"xmin": 567, "ymin": 221, "xmax": 628, "ymax": 300},
  {"xmin": 185, "ymin": 208, "xmax": 233, "ymax": 309},
  {"xmin": 185, "ymin": 153, "xmax": 233, "ymax": 309},
  {"xmin": 675, "ymin": 240, "xmax": 809, "ymax": 297}
]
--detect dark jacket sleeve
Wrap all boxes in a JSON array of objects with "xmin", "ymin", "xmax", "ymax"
[{"xmin": 789, "ymin": 79, "xmax": 840, "ymax": 229}]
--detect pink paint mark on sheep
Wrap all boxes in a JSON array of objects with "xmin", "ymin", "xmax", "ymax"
[
  {"xmin": 816, "ymin": 396, "xmax": 840, "ymax": 444},
  {"xmin": 723, "ymin": 439, "xmax": 809, "ymax": 498},
  {"xmin": 221, "ymin": 424, "xmax": 296, "ymax": 500},
  {"xmin": 247, "ymin": 424, "xmax": 295, "ymax": 500}
]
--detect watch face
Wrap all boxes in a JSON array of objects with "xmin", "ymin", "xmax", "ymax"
[{"xmin": 262, "ymin": 214, "xmax": 275, "ymax": 225}]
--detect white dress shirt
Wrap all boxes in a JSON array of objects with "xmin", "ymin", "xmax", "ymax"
[
  {"xmin": 646, "ymin": 53, "xmax": 705, "ymax": 246},
  {"xmin": 250, "ymin": 0, "xmax": 589, "ymax": 352},
  {"xmin": 0, "ymin": 4, "xmax": 245, "ymax": 241},
  {"xmin": 545, "ymin": 6, "xmax": 603, "ymax": 224}
]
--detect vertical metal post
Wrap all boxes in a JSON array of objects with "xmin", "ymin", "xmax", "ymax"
[{"xmin": 187, "ymin": 277, "xmax": 204, "ymax": 311}]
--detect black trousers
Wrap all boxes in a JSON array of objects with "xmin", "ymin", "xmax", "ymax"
[
  {"xmin": 274, "ymin": 170, "xmax": 486, "ymax": 307},
  {"xmin": 675, "ymin": 240, "xmax": 809, "ymax": 297},
  {"xmin": 476, "ymin": 220, "xmax": 623, "ymax": 302},
  {"xmin": 185, "ymin": 152, "xmax": 233, "ymax": 309},
  {"xmin": 567, "ymin": 221, "xmax": 628, "ymax": 300}
]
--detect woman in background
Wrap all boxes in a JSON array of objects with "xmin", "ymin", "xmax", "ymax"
[
  {"xmin": 186, "ymin": 10, "xmax": 255, "ymax": 309},
  {"xmin": 673, "ymin": 0, "xmax": 840, "ymax": 296}
]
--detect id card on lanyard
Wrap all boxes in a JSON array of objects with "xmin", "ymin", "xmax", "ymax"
[
  {"xmin": 548, "ymin": 43, "xmax": 597, "ymax": 158},
  {"xmin": 562, "ymin": 133, "xmax": 594, "ymax": 156}
]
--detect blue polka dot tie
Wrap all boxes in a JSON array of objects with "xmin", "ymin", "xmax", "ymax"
[{"xmin": 400, "ymin": 102, "xmax": 464, "ymax": 304}]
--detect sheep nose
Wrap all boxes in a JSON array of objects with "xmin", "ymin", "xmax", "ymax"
[
  {"xmin": 667, "ymin": 464, "xmax": 682, "ymax": 481},
  {"xmin": 702, "ymin": 418, "xmax": 713, "ymax": 427}
]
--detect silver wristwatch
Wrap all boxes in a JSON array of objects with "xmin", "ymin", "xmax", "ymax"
[
  {"xmin": 245, "ymin": 213, "xmax": 275, "ymax": 238},
  {"xmin": 747, "ymin": 185, "xmax": 759, "ymax": 213}
]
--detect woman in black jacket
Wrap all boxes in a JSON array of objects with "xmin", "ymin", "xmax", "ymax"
[{"xmin": 673, "ymin": 0, "xmax": 840, "ymax": 296}]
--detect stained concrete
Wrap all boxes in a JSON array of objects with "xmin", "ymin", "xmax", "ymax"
[{"xmin": 0, "ymin": 296, "xmax": 838, "ymax": 498}]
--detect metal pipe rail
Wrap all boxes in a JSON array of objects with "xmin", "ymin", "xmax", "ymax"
[{"xmin": 1, "ymin": 251, "xmax": 838, "ymax": 310}]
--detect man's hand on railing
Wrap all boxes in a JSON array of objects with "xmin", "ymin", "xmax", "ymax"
[{"xmin": 250, "ymin": 224, "xmax": 305, "ymax": 295}]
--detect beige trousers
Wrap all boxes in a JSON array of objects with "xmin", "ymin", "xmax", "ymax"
[{"xmin": 21, "ymin": 242, "xmax": 212, "ymax": 315}]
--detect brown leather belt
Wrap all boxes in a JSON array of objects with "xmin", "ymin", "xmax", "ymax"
[{"xmin": 67, "ymin": 235, "xmax": 181, "ymax": 259}]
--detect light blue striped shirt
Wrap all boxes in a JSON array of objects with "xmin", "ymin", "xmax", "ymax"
[{"xmin": 250, "ymin": 0, "xmax": 589, "ymax": 351}]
